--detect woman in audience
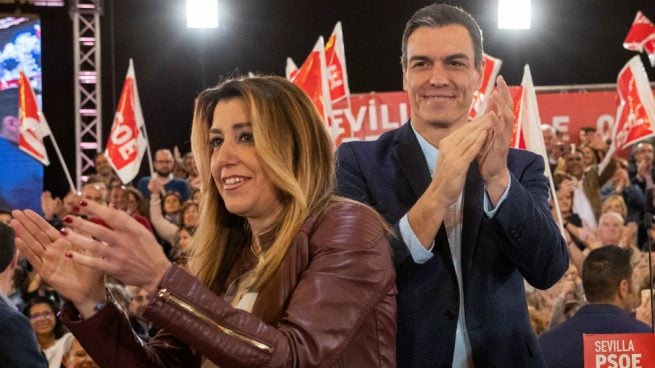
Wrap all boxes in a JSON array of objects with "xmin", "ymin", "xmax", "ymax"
[
  {"xmin": 601, "ymin": 194, "xmax": 638, "ymax": 250},
  {"xmin": 161, "ymin": 191, "xmax": 182, "ymax": 225},
  {"xmin": 125, "ymin": 186, "xmax": 148, "ymax": 218},
  {"xmin": 170, "ymin": 226, "xmax": 194, "ymax": 266},
  {"xmin": 150, "ymin": 199, "xmax": 199, "ymax": 245},
  {"xmin": 26, "ymin": 296, "xmax": 74, "ymax": 368},
  {"xmin": 11, "ymin": 75, "xmax": 396, "ymax": 367}
]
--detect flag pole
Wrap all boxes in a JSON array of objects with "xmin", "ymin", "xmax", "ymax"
[
  {"xmin": 128, "ymin": 58, "xmax": 154, "ymax": 176},
  {"xmin": 44, "ymin": 118, "xmax": 76, "ymax": 193}
]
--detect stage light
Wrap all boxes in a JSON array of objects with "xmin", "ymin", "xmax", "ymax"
[
  {"xmin": 187, "ymin": 0, "xmax": 219, "ymax": 28},
  {"xmin": 498, "ymin": 0, "xmax": 531, "ymax": 30}
]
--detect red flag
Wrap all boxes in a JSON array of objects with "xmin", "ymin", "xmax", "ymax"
[
  {"xmin": 510, "ymin": 85, "xmax": 525, "ymax": 149},
  {"xmin": 325, "ymin": 21, "xmax": 350, "ymax": 104},
  {"xmin": 18, "ymin": 70, "xmax": 51, "ymax": 165},
  {"xmin": 289, "ymin": 37, "xmax": 333, "ymax": 134},
  {"xmin": 612, "ymin": 56, "xmax": 655, "ymax": 151},
  {"xmin": 105, "ymin": 59, "xmax": 147, "ymax": 184},
  {"xmin": 624, "ymin": 11, "xmax": 655, "ymax": 66},
  {"xmin": 469, "ymin": 53, "xmax": 503, "ymax": 119},
  {"xmin": 285, "ymin": 57, "xmax": 299, "ymax": 81}
]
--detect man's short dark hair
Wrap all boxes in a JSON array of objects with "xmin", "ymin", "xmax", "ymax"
[
  {"xmin": 0, "ymin": 222, "xmax": 16, "ymax": 272},
  {"xmin": 401, "ymin": 3, "xmax": 483, "ymax": 68},
  {"xmin": 582, "ymin": 245, "xmax": 632, "ymax": 303}
]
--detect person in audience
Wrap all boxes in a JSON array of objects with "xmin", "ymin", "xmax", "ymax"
[
  {"xmin": 0, "ymin": 222, "xmax": 47, "ymax": 367},
  {"xmin": 80, "ymin": 179, "xmax": 108, "ymax": 206},
  {"xmin": 541, "ymin": 124, "xmax": 562, "ymax": 174},
  {"xmin": 578, "ymin": 127, "xmax": 592, "ymax": 146},
  {"xmin": 191, "ymin": 188, "xmax": 202, "ymax": 203},
  {"xmin": 183, "ymin": 152, "xmax": 202, "ymax": 191},
  {"xmin": 92, "ymin": 153, "xmax": 118, "ymax": 188},
  {"xmin": 630, "ymin": 142, "xmax": 655, "ymax": 194},
  {"xmin": 25, "ymin": 296, "xmax": 74, "ymax": 368},
  {"xmin": 555, "ymin": 186, "xmax": 586, "ymax": 248},
  {"xmin": 548, "ymin": 263, "xmax": 585, "ymax": 329},
  {"xmin": 580, "ymin": 144, "xmax": 600, "ymax": 170},
  {"xmin": 170, "ymin": 226, "xmax": 194, "ymax": 266},
  {"xmin": 555, "ymin": 146, "xmax": 615, "ymax": 230},
  {"xmin": 126, "ymin": 286, "xmax": 159, "ymax": 342},
  {"xmin": 601, "ymin": 159, "xmax": 646, "ymax": 224},
  {"xmin": 149, "ymin": 184, "xmax": 197, "ymax": 245},
  {"xmin": 125, "ymin": 186, "xmax": 148, "ymax": 217},
  {"xmin": 62, "ymin": 337, "xmax": 99, "ymax": 368},
  {"xmin": 586, "ymin": 212, "xmax": 625, "ymax": 250},
  {"xmin": 136, "ymin": 149, "xmax": 191, "ymax": 202},
  {"xmin": 11, "ymin": 75, "xmax": 396, "ymax": 367},
  {"xmin": 108, "ymin": 185, "xmax": 153, "ymax": 232},
  {"xmin": 539, "ymin": 246, "xmax": 650, "ymax": 368},
  {"xmin": 161, "ymin": 191, "xmax": 182, "ymax": 225}
]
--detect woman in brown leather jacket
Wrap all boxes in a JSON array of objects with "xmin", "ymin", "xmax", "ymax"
[{"xmin": 11, "ymin": 76, "xmax": 396, "ymax": 367}]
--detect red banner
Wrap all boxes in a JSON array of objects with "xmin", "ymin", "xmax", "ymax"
[
  {"xmin": 583, "ymin": 333, "xmax": 655, "ymax": 368},
  {"xmin": 334, "ymin": 87, "xmax": 655, "ymax": 154}
]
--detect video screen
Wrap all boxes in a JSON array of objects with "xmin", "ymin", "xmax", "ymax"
[{"xmin": 0, "ymin": 15, "xmax": 43, "ymax": 213}]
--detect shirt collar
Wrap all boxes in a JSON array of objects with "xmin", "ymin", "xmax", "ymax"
[{"xmin": 410, "ymin": 121, "xmax": 438, "ymax": 176}]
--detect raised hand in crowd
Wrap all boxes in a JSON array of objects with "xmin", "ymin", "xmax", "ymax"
[
  {"xmin": 558, "ymin": 177, "xmax": 578, "ymax": 194},
  {"xmin": 589, "ymin": 131, "xmax": 608, "ymax": 153},
  {"xmin": 611, "ymin": 167, "xmax": 630, "ymax": 194},
  {"xmin": 147, "ymin": 178, "xmax": 165, "ymax": 196}
]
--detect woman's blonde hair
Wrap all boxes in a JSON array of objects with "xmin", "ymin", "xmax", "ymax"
[
  {"xmin": 188, "ymin": 75, "xmax": 335, "ymax": 290},
  {"xmin": 601, "ymin": 194, "xmax": 628, "ymax": 219}
]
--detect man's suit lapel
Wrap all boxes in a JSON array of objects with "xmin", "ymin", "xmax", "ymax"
[
  {"xmin": 462, "ymin": 162, "xmax": 484, "ymax": 279},
  {"xmin": 393, "ymin": 123, "xmax": 431, "ymax": 200},
  {"xmin": 392, "ymin": 123, "xmax": 456, "ymax": 278}
]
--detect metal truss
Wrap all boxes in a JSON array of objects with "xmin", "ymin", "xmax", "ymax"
[{"xmin": 71, "ymin": 0, "xmax": 103, "ymax": 189}]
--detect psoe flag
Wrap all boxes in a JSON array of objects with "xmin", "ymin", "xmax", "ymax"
[
  {"xmin": 623, "ymin": 11, "xmax": 655, "ymax": 66},
  {"xmin": 469, "ymin": 53, "xmax": 503, "ymax": 119},
  {"xmin": 611, "ymin": 55, "xmax": 655, "ymax": 152},
  {"xmin": 325, "ymin": 21, "xmax": 350, "ymax": 104},
  {"xmin": 105, "ymin": 59, "xmax": 147, "ymax": 184},
  {"xmin": 18, "ymin": 70, "xmax": 51, "ymax": 165},
  {"xmin": 290, "ymin": 37, "xmax": 332, "ymax": 128}
]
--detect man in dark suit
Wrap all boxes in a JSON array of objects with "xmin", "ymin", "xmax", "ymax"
[
  {"xmin": 539, "ymin": 246, "xmax": 651, "ymax": 368},
  {"xmin": 0, "ymin": 222, "xmax": 48, "ymax": 367},
  {"xmin": 336, "ymin": 4, "xmax": 568, "ymax": 367}
]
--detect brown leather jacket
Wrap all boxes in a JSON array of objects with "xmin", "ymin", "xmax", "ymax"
[{"xmin": 61, "ymin": 200, "xmax": 397, "ymax": 367}]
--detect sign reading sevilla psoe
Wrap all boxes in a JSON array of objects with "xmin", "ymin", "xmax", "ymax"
[{"xmin": 583, "ymin": 333, "xmax": 655, "ymax": 368}]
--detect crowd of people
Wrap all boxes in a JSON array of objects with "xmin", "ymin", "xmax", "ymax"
[
  {"xmin": 528, "ymin": 125, "xmax": 655, "ymax": 337},
  {"xmin": 0, "ymin": 3, "xmax": 653, "ymax": 368}
]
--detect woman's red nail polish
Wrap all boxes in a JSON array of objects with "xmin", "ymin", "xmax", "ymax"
[
  {"xmin": 65, "ymin": 251, "xmax": 73, "ymax": 258},
  {"xmin": 79, "ymin": 199, "xmax": 88, "ymax": 207},
  {"xmin": 59, "ymin": 228, "xmax": 68, "ymax": 236},
  {"xmin": 63, "ymin": 216, "xmax": 73, "ymax": 224},
  {"xmin": 72, "ymin": 205, "xmax": 80, "ymax": 213}
]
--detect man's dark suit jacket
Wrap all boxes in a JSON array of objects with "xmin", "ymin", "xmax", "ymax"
[
  {"xmin": 336, "ymin": 122, "xmax": 569, "ymax": 368},
  {"xmin": 538, "ymin": 304, "xmax": 651, "ymax": 368},
  {"xmin": 0, "ymin": 295, "xmax": 48, "ymax": 367}
]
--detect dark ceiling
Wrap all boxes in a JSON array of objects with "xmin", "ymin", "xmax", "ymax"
[{"xmin": 2, "ymin": 0, "xmax": 655, "ymax": 195}]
